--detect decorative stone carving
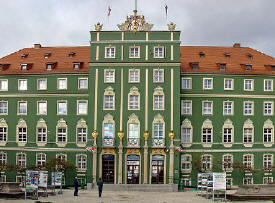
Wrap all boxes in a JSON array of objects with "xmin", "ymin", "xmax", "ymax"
[
  {"xmin": 95, "ymin": 22, "xmax": 103, "ymax": 31},
  {"xmin": 167, "ymin": 22, "xmax": 176, "ymax": 31}
]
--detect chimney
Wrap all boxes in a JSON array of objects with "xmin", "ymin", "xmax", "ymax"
[
  {"xmin": 233, "ymin": 43, "xmax": 241, "ymax": 48},
  {"xmin": 34, "ymin": 44, "xmax": 42, "ymax": 49}
]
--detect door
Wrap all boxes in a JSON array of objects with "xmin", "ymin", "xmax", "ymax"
[
  {"xmin": 151, "ymin": 155, "xmax": 164, "ymax": 184},
  {"xmin": 127, "ymin": 155, "xmax": 140, "ymax": 184},
  {"xmin": 102, "ymin": 154, "xmax": 115, "ymax": 184}
]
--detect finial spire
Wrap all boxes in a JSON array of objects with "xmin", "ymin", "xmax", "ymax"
[{"xmin": 135, "ymin": 0, "xmax": 137, "ymax": 11}]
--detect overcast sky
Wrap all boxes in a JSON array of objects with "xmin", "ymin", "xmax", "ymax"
[{"xmin": 0, "ymin": 0, "xmax": 274, "ymax": 58}]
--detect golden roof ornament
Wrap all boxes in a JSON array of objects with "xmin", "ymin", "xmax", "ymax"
[
  {"xmin": 168, "ymin": 22, "xmax": 176, "ymax": 31},
  {"xmin": 95, "ymin": 22, "xmax": 103, "ymax": 31}
]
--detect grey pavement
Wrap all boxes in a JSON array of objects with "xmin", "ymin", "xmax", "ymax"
[{"xmin": 0, "ymin": 189, "xmax": 272, "ymax": 203}]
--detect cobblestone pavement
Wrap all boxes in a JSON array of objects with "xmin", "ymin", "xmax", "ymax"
[{"xmin": 0, "ymin": 189, "xmax": 272, "ymax": 203}]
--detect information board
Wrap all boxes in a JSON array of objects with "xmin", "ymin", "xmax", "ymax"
[
  {"xmin": 51, "ymin": 172, "xmax": 62, "ymax": 186},
  {"xmin": 213, "ymin": 172, "xmax": 226, "ymax": 190},
  {"xmin": 26, "ymin": 170, "xmax": 39, "ymax": 189},
  {"xmin": 39, "ymin": 171, "xmax": 48, "ymax": 188}
]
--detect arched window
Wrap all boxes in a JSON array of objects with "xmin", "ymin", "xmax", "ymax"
[
  {"xmin": 181, "ymin": 119, "xmax": 193, "ymax": 147},
  {"xmin": 152, "ymin": 114, "xmax": 165, "ymax": 147},
  {"xmin": 103, "ymin": 86, "xmax": 115, "ymax": 110},
  {"xmin": 0, "ymin": 118, "xmax": 8, "ymax": 144},
  {"xmin": 222, "ymin": 119, "xmax": 234, "ymax": 147},
  {"xmin": 153, "ymin": 86, "xmax": 164, "ymax": 110},
  {"xmin": 36, "ymin": 119, "xmax": 47, "ymax": 146},
  {"xmin": 76, "ymin": 119, "xmax": 87, "ymax": 145},
  {"xmin": 243, "ymin": 119, "xmax": 254, "ymax": 147},
  {"xmin": 76, "ymin": 154, "xmax": 87, "ymax": 171},
  {"xmin": 17, "ymin": 119, "xmax": 27, "ymax": 146},
  {"xmin": 56, "ymin": 119, "xmax": 67, "ymax": 147},
  {"xmin": 128, "ymin": 86, "xmax": 140, "ymax": 110},
  {"xmin": 127, "ymin": 114, "xmax": 140, "ymax": 147},
  {"xmin": 102, "ymin": 114, "xmax": 115, "ymax": 146},
  {"xmin": 36, "ymin": 153, "xmax": 46, "ymax": 167}
]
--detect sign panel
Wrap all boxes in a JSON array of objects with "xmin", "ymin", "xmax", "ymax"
[
  {"xmin": 39, "ymin": 171, "xmax": 48, "ymax": 188},
  {"xmin": 197, "ymin": 173, "xmax": 202, "ymax": 188},
  {"xmin": 26, "ymin": 170, "xmax": 39, "ymax": 189},
  {"xmin": 213, "ymin": 172, "xmax": 226, "ymax": 190},
  {"xmin": 51, "ymin": 172, "xmax": 62, "ymax": 186}
]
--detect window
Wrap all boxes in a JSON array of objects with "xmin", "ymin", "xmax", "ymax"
[
  {"xmin": 182, "ymin": 128, "xmax": 191, "ymax": 143},
  {"xmin": 243, "ymin": 178, "xmax": 253, "ymax": 185},
  {"xmin": 104, "ymin": 70, "xmax": 115, "ymax": 83},
  {"xmin": 201, "ymin": 155, "xmax": 212, "ymax": 171},
  {"xmin": 57, "ymin": 127, "xmax": 67, "ymax": 143},
  {"xmin": 223, "ymin": 154, "xmax": 233, "ymax": 171},
  {"xmin": 181, "ymin": 155, "xmax": 192, "ymax": 171},
  {"xmin": 73, "ymin": 62, "xmax": 81, "ymax": 70},
  {"xmin": 244, "ymin": 79, "xmax": 254, "ymax": 91},
  {"xmin": 103, "ymin": 114, "xmax": 115, "ymax": 146},
  {"xmin": 57, "ymin": 101, "xmax": 67, "ymax": 115},
  {"xmin": 18, "ymin": 127, "xmax": 27, "ymax": 142},
  {"xmin": 264, "ymin": 79, "xmax": 273, "ymax": 91},
  {"xmin": 16, "ymin": 153, "xmax": 26, "ymax": 167},
  {"xmin": 243, "ymin": 128, "xmax": 253, "ymax": 143},
  {"xmin": 78, "ymin": 78, "xmax": 88, "ymax": 89},
  {"xmin": 37, "ymin": 79, "xmax": 47, "ymax": 90},
  {"xmin": 105, "ymin": 47, "xmax": 115, "ymax": 58},
  {"xmin": 129, "ymin": 47, "xmax": 140, "ymax": 58},
  {"xmin": 36, "ymin": 153, "xmax": 46, "ymax": 167},
  {"xmin": 56, "ymin": 154, "xmax": 67, "ymax": 162},
  {"xmin": 203, "ymin": 78, "xmax": 213, "ymax": 90},
  {"xmin": 153, "ymin": 69, "xmax": 164, "ymax": 83},
  {"xmin": 219, "ymin": 63, "xmax": 226, "ymax": 70},
  {"xmin": 129, "ymin": 69, "xmax": 140, "ymax": 83},
  {"xmin": 223, "ymin": 128, "xmax": 232, "ymax": 143},
  {"xmin": 37, "ymin": 101, "xmax": 47, "ymax": 115},
  {"xmin": 245, "ymin": 65, "xmax": 252, "ymax": 70},
  {"xmin": 154, "ymin": 95, "xmax": 164, "ymax": 110},
  {"xmin": 129, "ymin": 95, "xmax": 139, "ymax": 110},
  {"xmin": 37, "ymin": 127, "xmax": 47, "ymax": 142},
  {"xmin": 223, "ymin": 101, "xmax": 233, "ymax": 115},
  {"xmin": 263, "ymin": 154, "xmax": 273, "ymax": 170},
  {"xmin": 0, "ymin": 127, "xmax": 7, "ymax": 142},
  {"xmin": 202, "ymin": 128, "xmax": 212, "ymax": 143},
  {"xmin": 202, "ymin": 101, "xmax": 212, "ymax": 115},
  {"xmin": 182, "ymin": 78, "xmax": 192, "ymax": 89},
  {"xmin": 127, "ymin": 114, "xmax": 140, "ymax": 147},
  {"xmin": 264, "ymin": 128, "xmax": 272, "ymax": 143},
  {"xmin": 0, "ymin": 101, "xmax": 8, "ymax": 114},
  {"xmin": 154, "ymin": 46, "xmax": 164, "ymax": 58},
  {"xmin": 0, "ymin": 80, "xmax": 8, "ymax": 91},
  {"xmin": 243, "ymin": 154, "xmax": 253, "ymax": 170},
  {"xmin": 77, "ymin": 101, "xmax": 88, "ymax": 115},
  {"xmin": 77, "ymin": 155, "xmax": 87, "ymax": 171},
  {"xmin": 263, "ymin": 177, "xmax": 273, "ymax": 184},
  {"xmin": 182, "ymin": 101, "xmax": 192, "ymax": 115},
  {"xmin": 18, "ymin": 101, "xmax": 27, "ymax": 115},
  {"xmin": 190, "ymin": 62, "xmax": 199, "ymax": 70},
  {"xmin": 0, "ymin": 153, "xmax": 6, "ymax": 165},
  {"xmin": 77, "ymin": 127, "xmax": 87, "ymax": 143},
  {"xmin": 18, "ymin": 79, "xmax": 27, "ymax": 90},
  {"xmin": 264, "ymin": 102, "xmax": 273, "ymax": 115},
  {"xmin": 21, "ymin": 64, "xmax": 27, "ymax": 70},
  {"xmin": 224, "ymin": 79, "xmax": 233, "ymax": 90},
  {"xmin": 153, "ymin": 122, "xmax": 164, "ymax": 145},
  {"xmin": 57, "ymin": 78, "xmax": 67, "ymax": 90},
  {"xmin": 104, "ymin": 95, "xmax": 114, "ymax": 110},
  {"xmin": 244, "ymin": 101, "xmax": 254, "ymax": 115}
]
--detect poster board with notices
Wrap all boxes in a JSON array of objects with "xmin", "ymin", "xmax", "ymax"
[
  {"xmin": 26, "ymin": 170, "xmax": 39, "ymax": 189},
  {"xmin": 197, "ymin": 173, "xmax": 202, "ymax": 189},
  {"xmin": 201, "ymin": 173, "xmax": 208, "ymax": 190},
  {"xmin": 213, "ymin": 172, "xmax": 226, "ymax": 191},
  {"xmin": 51, "ymin": 172, "xmax": 63, "ymax": 186},
  {"xmin": 39, "ymin": 171, "xmax": 48, "ymax": 188}
]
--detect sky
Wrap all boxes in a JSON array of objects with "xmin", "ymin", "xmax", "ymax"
[{"xmin": 0, "ymin": 0, "xmax": 274, "ymax": 58}]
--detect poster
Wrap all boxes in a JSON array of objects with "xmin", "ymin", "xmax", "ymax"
[
  {"xmin": 213, "ymin": 172, "xmax": 226, "ymax": 190},
  {"xmin": 207, "ymin": 173, "xmax": 213, "ymax": 188},
  {"xmin": 26, "ymin": 170, "xmax": 39, "ymax": 189},
  {"xmin": 39, "ymin": 171, "xmax": 48, "ymax": 188},
  {"xmin": 201, "ymin": 173, "xmax": 208, "ymax": 189},
  {"xmin": 197, "ymin": 173, "xmax": 202, "ymax": 188},
  {"xmin": 51, "ymin": 172, "xmax": 62, "ymax": 186}
]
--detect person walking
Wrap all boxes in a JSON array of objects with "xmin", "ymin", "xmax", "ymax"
[
  {"xmin": 97, "ymin": 177, "xmax": 103, "ymax": 197},
  {"xmin": 73, "ymin": 177, "xmax": 79, "ymax": 196}
]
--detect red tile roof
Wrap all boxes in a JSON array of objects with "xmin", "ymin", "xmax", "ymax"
[
  {"xmin": 180, "ymin": 46, "xmax": 275, "ymax": 74},
  {"xmin": 0, "ymin": 45, "xmax": 90, "ymax": 74}
]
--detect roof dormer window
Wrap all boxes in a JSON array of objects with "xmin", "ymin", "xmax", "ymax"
[
  {"xmin": 224, "ymin": 53, "xmax": 231, "ymax": 58},
  {"xmin": 199, "ymin": 52, "xmax": 205, "ymax": 57},
  {"xmin": 190, "ymin": 62, "xmax": 199, "ymax": 70},
  {"xmin": 247, "ymin": 53, "xmax": 253, "ymax": 59},
  {"xmin": 68, "ymin": 52, "xmax": 76, "ymax": 58},
  {"xmin": 0, "ymin": 64, "xmax": 10, "ymax": 71},
  {"xmin": 21, "ymin": 64, "xmax": 28, "ymax": 70},
  {"xmin": 218, "ymin": 63, "xmax": 226, "ymax": 70},
  {"xmin": 73, "ymin": 62, "xmax": 82, "ymax": 70},
  {"xmin": 44, "ymin": 53, "xmax": 51, "ymax": 58},
  {"xmin": 21, "ymin": 54, "xmax": 29, "ymax": 59},
  {"xmin": 245, "ymin": 64, "xmax": 252, "ymax": 70},
  {"xmin": 46, "ymin": 62, "xmax": 57, "ymax": 70}
]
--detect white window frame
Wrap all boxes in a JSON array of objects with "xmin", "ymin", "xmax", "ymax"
[
  {"xmin": 181, "ymin": 154, "xmax": 192, "ymax": 172},
  {"xmin": 127, "ymin": 114, "xmax": 140, "ymax": 147},
  {"xmin": 105, "ymin": 47, "xmax": 115, "ymax": 58},
  {"xmin": 224, "ymin": 78, "xmax": 234, "ymax": 90},
  {"xmin": 103, "ymin": 87, "xmax": 115, "ymax": 110},
  {"xmin": 264, "ymin": 101, "xmax": 274, "ymax": 116},
  {"xmin": 104, "ymin": 69, "xmax": 115, "ymax": 83},
  {"xmin": 102, "ymin": 114, "xmax": 115, "ymax": 147},
  {"xmin": 56, "ymin": 119, "xmax": 67, "ymax": 147},
  {"xmin": 0, "ymin": 152, "xmax": 7, "ymax": 165},
  {"xmin": 152, "ymin": 114, "xmax": 165, "ymax": 147},
  {"xmin": 0, "ymin": 101, "xmax": 8, "ymax": 115},
  {"xmin": 128, "ymin": 87, "xmax": 140, "ymax": 110},
  {"xmin": 263, "ymin": 177, "xmax": 273, "ymax": 184},
  {"xmin": 153, "ymin": 69, "xmax": 164, "ymax": 83},
  {"xmin": 129, "ymin": 46, "xmax": 140, "ymax": 58},
  {"xmin": 222, "ymin": 119, "xmax": 234, "ymax": 146},
  {"xmin": 182, "ymin": 77, "xmax": 192, "ymax": 90},
  {"xmin": 17, "ymin": 101, "xmax": 27, "ymax": 115},
  {"xmin": 243, "ymin": 154, "xmax": 254, "ymax": 170},
  {"xmin": 223, "ymin": 101, "xmax": 233, "ymax": 115},
  {"xmin": 244, "ymin": 79, "xmax": 254, "ymax": 91},
  {"xmin": 57, "ymin": 78, "xmax": 67, "ymax": 90},
  {"xmin": 202, "ymin": 101, "xmax": 213, "ymax": 115},
  {"xmin": 16, "ymin": 152, "xmax": 26, "ymax": 167},
  {"xmin": 128, "ymin": 69, "xmax": 140, "ymax": 83},
  {"xmin": 0, "ymin": 120, "xmax": 8, "ymax": 143},
  {"xmin": 181, "ymin": 119, "xmax": 193, "ymax": 147},
  {"xmin": 153, "ymin": 86, "xmax": 165, "ymax": 110},
  {"xmin": 263, "ymin": 154, "xmax": 273, "ymax": 170},
  {"xmin": 76, "ymin": 119, "xmax": 87, "ymax": 145},
  {"xmin": 57, "ymin": 100, "xmax": 67, "ymax": 115},
  {"xmin": 78, "ymin": 78, "xmax": 88, "ymax": 89},
  {"xmin": 201, "ymin": 119, "xmax": 213, "ymax": 147},
  {"xmin": 201, "ymin": 154, "xmax": 212, "ymax": 172},
  {"xmin": 263, "ymin": 119, "xmax": 274, "ymax": 147},
  {"xmin": 0, "ymin": 79, "xmax": 8, "ymax": 91},
  {"xmin": 222, "ymin": 154, "xmax": 233, "ymax": 171},
  {"xmin": 76, "ymin": 154, "xmax": 87, "ymax": 171},
  {"xmin": 154, "ymin": 46, "xmax": 165, "ymax": 58},
  {"xmin": 36, "ymin": 153, "xmax": 46, "ymax": 167},
  {"xmin": 264, "ymin": 79, "xmax": 273, "ymax": 91},
  {"xmin": 77, "ymin": 100, "xmax": 88, "ymax": 115},
  {"xmin": 243, "ymin": 101, "xmax": 254, "ymax": 116},
  {"xmin": 181, "ymin": 100, "xmax": 192, "ymax": 115},
  {"xmin": 18, "ymin": 79, "xmax": 27, "ymax": 91},
  {"xmin": 243, "ymin": 177, "xmax": 253, "ymax": 185},
  {"xmin": 203, "ymin": 78, "xmax": 213, "ymax": 90},
  {"xmin": 36, "ymin": 118, "xmax": 47, "ymax": 145},
  {"xmin": 37, "ymin": 78, "xmax": 47, "ymax": 90},
  {"xmin": 37, "ymin": 101, "xmax": 47, "ymax": 115}
]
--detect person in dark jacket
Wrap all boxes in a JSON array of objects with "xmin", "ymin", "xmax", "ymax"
[
  {"xmin": 97, "ymin": 177, "xmax": 103, "ymax": 197},
  {"xmin": 73, "ymin": 177, "xmax": 79, "ymax": 196}
]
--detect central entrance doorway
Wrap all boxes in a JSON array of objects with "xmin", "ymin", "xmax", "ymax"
[
  {"xmin": 102, "ymin": 154, "xmax": 115, "ymax": 184},
  {"xmin": 151, "ymin": 155, "xmax": 164, "ymax": 184},
  {"xmin": 127, "ymin": 154, "xmax": 140, "ymax": 184}
]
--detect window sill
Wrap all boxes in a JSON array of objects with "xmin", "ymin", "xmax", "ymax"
[
  {"xmin": 264, "ymin": 143, "xmax": 273, "ymax": 147},
  {"xmin": 243, "ymin": 144, "xmax": 253, "ymax": 147},
  {"xmin": 202, "ymin": 144, "xmax": 212, "ymax": 148},
  {"xmin": 181, "ymin": 169, "xmax": 192, "ymax": 173},
  {"xmin": 76, "ymin": 143, "xmax": 87, "ymax": 148},
  {"xmin": 56, "ymin": 143, "xmax": 67, "ymax": 147},
  {"xmin": 181, "ymin": 143, "xmax": 192, "ymax": 148},
  {"xmin": 223, "ymin": 143, "xmax": 233, "ymax": 148},
  {"xmin": 0, "ymin": 142, "xmax": 7, "ymax": 146},
  {"xmin": 37, "ymin": 143, "xmax": 47, "ymax": 147},
  {"xmin": 17, "ymin": 142, "xmax": 27, "ymax": 147}
]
